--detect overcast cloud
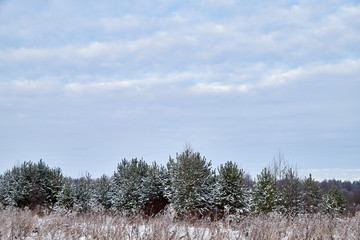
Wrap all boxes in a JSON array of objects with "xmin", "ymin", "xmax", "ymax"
[{"xmin": 0, "ymin": 0, "xmax": 359, "ymax": 179}]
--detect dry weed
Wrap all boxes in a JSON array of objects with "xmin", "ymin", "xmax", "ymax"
[{"xmin": 0, "ymin": 208, "xmax": 359, "ymax": 240}]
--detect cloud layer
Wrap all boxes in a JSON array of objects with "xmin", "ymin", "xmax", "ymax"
[{"xmin": 0, "ymin": 0, "xmax": 359, "ymax": 178}]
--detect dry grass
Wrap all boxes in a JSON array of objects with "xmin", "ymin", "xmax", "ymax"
[{"xmin": 0, "ymin": 207, "xmax": 359, "ymax": 240}]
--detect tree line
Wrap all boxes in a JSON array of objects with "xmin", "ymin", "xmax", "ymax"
[{"xmin": 0, "ymin": 147, "xmax": 358, "ymax": 218}]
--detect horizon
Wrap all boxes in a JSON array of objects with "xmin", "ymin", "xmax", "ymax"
[{"xmin": 3, "ymin": 154, "xmax": 360, "ymax": 182}]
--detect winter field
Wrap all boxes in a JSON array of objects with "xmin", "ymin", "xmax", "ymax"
[{"xmin": 1, "ymin": 208, "xmax": 359, "ymax": 240}]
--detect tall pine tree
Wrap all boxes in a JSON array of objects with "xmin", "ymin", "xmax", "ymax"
[
  {"xmin": 251, "ymin": 168, "xmax": 280, "ymax": 214},
  {"xmin": 325, "ymin": 185, "xmax": 348, "ymax": 215},
  {"xmin": 141, "ymin": 162, "xmax": 169, "ymax": 216},
  {"xmin": 56, "ymin": 177, "xmax": 76, "ymax": 210},
  {"xmin": 92, "ymin": 174, "xmax": 113, "ymax": 210},
  {"xmin": 73, "ymin": 173, "xmax": 94, "ymax": 213},
  {"xmin": 113, "ymin": 158, "xmax": 149, "ymax": 213},
  {"xmin": 0, "ymin": 160, "xmax": 63, "ymax": 210},
  {"xmin": 169, "ymin": 145, "xmax": 215, "ymax": 218},
  {"xmin": 216, "ymin": 161, "xmax": 248, "ymax": 215},
  {"xmin": 279, "ymin": 168, "xmax": 302, "ymax": 215},
  {"xmin": 301, "ymin": 174, "xmax": 324, "ymax": 213}
]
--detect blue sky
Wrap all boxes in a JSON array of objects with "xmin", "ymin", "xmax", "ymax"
[{"xmin": 0, "ymin": 0, "xmax": 359, "ymax": 180}]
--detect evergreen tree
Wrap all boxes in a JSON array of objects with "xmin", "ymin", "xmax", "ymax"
[
  {"xmin": 301, "ymin": 174, "xmax": 324, "ymax": 213},
  {"xmin": 142, "ymin": 163, "xmax": 168, "ymax": 203},
  {"xmin": 0, "ymin": 160, "xmax": 63, "ymax": 209},
  {"xmin": 73, "ymin": 173, "xmax": 94, "ymax": 212},
  {"xmin": 279, "ymin": 168, "xmax": 302, "ymax": 215},
  {"xmin": 141, "ymin": 162, "xmax": 170, "ymax": 215},
  {"xmin": 57, "ymin": 177, "xmax": 76, "ymax": 209},
  {"xmin": 325, "ymin": 185, "xmax": 348, "ymax": 215},
  {"xmin": 168, "ymin": 146, "xmax": 215, "ymax": 218},
  {"xmin": 216, "ymin": 161, "xmax": 248, "ymax": 215},
  {"xmin": 251, "ymin": 168, "xmax": 280, "ymax": 214},
  {"xmin": 0, "ymin": 171, "xmax": 16, "ymax": 206},
  {"xmin": 93, "ymin": 174, "xmax": 113, "ymax": 210},
  {"xmin": 113, "ymin": 158, "xmax": 149, "ymax": 213}
]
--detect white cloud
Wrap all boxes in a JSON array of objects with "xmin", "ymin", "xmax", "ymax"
[
  {"xmin": 1, "ymin": 58, "xmax": 359, "ymax": 96},
  {"xmin": 1, "ymin": 1, "xmax": 359, "ymax": 84},
  {"xmin": 304, "ymin": 168, "xmax": 360, "ymax": 181},
  {"xmin": 65, "ymin": 81, "xmax": 134, "ymax": 92},
  {"xmin": 0, "ymin": 0, "xmax": 359, "ymax": 177},
  {"xmin": 0, "ymin": 79, "xmax": 59, "ymax": 93},
  {"xmin": 190, "ymin": 83, "xmax": 249, "ymax": 94}
]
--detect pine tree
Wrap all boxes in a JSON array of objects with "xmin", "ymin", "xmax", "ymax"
[
  {"xmin": 0, "ymin": 174, "xmax": 4, "ymax": 205},
  {"xmin": 279, "ymin": 168, "xmax": 302, "ymax": 215},
  {"xmin": 0, "ymin": 160, "xmax": 64, "ymax": 209},
  {"xmin": 216, "ymin": 161, "xmax": 248, "ymax": 215},
  {"xmin": 92, "ymin": 174, "xmax": 113, "ymax": 210},
  {"xmin": 0, "ymin": 170, "xmax": 16, "ymax": 207},
  {"xmin": 325, "ymin": 185, "xmax": 348, "ymax": 215},
  {"xmin": 301, "ymin": 174, "xmax": 324, "ymax": 213},
  {"xmin": 168, "ymin": 146, "xmax": 215, "ymax": 218},
  {"xmin": 47, "ymin": 167, "xmax": 64, "ymax": 209},
  {"xmin": 251, "ymin": 168, "xmax": 280, "ymax": 214},
  {"xmin": 57, "ymin": 177, "xmax": 76, "ymax": 209},
  {"xmin": 141, "ymin": 162, "xmax": 170, "ymax": 215},
  {"xmin": 144, "ymin": 163, "xmax": 169, "ymax": 203},
  {"xmin": 113, "ymin": 158, "xmax": 149, "ymax": 213},
  {"xmin": 73, "ymin": 173, "xmax": 94, "ymax": 213}
]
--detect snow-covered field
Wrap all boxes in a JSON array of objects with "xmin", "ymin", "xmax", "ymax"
[{"xmin": 1, "ymin": 208, "xmax": 359, "ymax": 240}]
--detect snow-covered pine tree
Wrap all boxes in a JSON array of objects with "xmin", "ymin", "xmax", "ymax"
[
  {"xmin": 325, "ymin": 185, "xmax": 348, "ymax": 215},
  {"xmin": 301, "ymin": 174, "xmax": 324, "ymax": 213},
  {"xmin": 92, "ymin": 174, "xmax": 113, "ymax": 210},
  {"xmin": 141, "ymin": 162, "xmax": 170, "ymax": 215},
  {"xmin": 73, "ymin": 173, "xmax": 94, "ymax": 213},
  {"xmin": 279, "ymin": 167, "xmax": 302, "ymax": 215},
  {"xmin": 0, "ymin": 160, "xmax": 64, "ymax": 210},
  {"xmin": 47, "ymin": 167, "xmax": 64, "ymax": 209},
  {"xmin": 56, "ymin": 177, "xmax": 76, "ymax": 210},
  {"xmin": 0, "ymin": 174, "xmax": 4, "ymax": 206},
  {"xmin": 0, "ymin": 170, "xmax": 16, "ymax": 207},
  {"xmin": 168, "ymin": 145, "xmax": 215, "ymax": 218},
  {"xmin": 251, "ymin": 167, "xmax": 280, "ymax": 214},
  {"xmin": 216, "ymin": 161, "xmax": 248, "ymax": 215},
  {"xmin": 113, "ymin": 158, "xmax": 149, "ymax": 213}
]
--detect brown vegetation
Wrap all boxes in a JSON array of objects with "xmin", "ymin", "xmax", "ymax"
[{"xmin": 0, "ymin": 207, "xmax": 359, "ymax": 240}]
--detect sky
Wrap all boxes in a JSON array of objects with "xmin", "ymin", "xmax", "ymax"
[{"xmin": 0, "ymin": 0, "xmax": 359, "ymax": 180}]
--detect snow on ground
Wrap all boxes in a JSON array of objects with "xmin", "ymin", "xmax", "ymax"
[{"xmin": 2, "ymin": 209, "xmax": 360, "ymax": 240}]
